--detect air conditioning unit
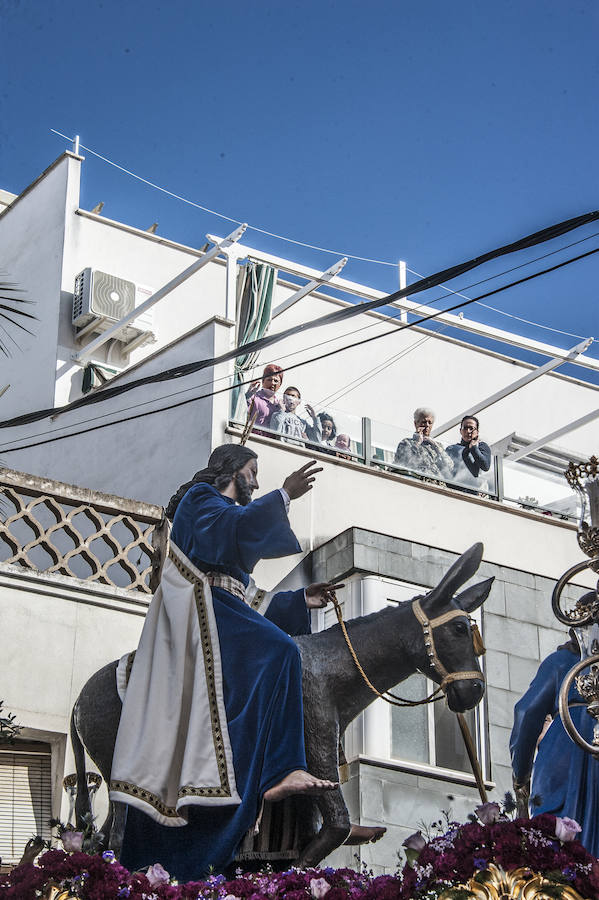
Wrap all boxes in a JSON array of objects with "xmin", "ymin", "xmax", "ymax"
[{"xmin": 72, "ymin": 268, "xmax": 155, "ymax": 346}]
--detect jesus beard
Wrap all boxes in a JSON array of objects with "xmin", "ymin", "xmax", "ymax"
[{"xmin": 234, "ymin": 472, "xmax": 253, "ymax": 506}]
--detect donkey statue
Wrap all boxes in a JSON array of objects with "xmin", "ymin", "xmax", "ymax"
[{"xmin": 71, "ymin": 542, "xmax": 492, "ymax": 870}]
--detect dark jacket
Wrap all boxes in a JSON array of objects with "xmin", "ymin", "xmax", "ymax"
[{"xmin": 446, "ymin": 440, "xmax": 491, "ymax": 483}]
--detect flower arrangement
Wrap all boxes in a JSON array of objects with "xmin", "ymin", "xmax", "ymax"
[
  {"xmin": 0, "ymin": 854, "xmax": 396, "ymax": 900},
  {"xmin": 399, "ymin": 803, "xmax": 599, "ymax": 899},
  {"xmin": 2, "ymin": 804, "xmax": 598, "ymax": 900}
]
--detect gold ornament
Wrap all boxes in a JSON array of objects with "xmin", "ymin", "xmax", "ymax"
[
  {"xmin": 437, "ymin": 864, "xmax": 590, "ymax": 899},
  {"xmin": 42, "ymin": 884, "xmax": 80, "ymax": 900}
]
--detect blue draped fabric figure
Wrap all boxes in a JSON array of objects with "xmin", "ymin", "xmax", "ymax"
[
  {"xmin": 120, "ymin": 483, "xmax": 311, "ymax": 880},
  {"xmin": 510, "ymin": 646, "xmax": 599, "ymax": 856}
]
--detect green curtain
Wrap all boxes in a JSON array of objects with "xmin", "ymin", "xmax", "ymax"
[{"xmin": 231, "ymin": 262, "xmax": 277, "ymax": 422}]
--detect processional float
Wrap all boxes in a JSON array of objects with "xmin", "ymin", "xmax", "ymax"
[{"xmin": 552, "ymin": 456, "xmax": 599, "ymax": 754}]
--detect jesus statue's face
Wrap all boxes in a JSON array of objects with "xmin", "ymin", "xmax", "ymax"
[{"xmin": 234, "ymin": 458, "xmax": 259, "ymax": 505}]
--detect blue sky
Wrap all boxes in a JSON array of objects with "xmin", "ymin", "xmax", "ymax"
[{"xmin": 1, "ymin": 0, "xmax": 598, "ymax": 377}]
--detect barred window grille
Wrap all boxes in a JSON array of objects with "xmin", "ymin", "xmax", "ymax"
[{"xmin": 0, "ymin": 469, "xmax": 165, "ymax": 594}]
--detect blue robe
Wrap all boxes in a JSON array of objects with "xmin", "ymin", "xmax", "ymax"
[
  {"xmin": 120, "ymin": 484, "xmax": 310, "ymax": 879},
  {"xmin": 510, "ymin": 647, "xmax": 599, "ymax": 856}
]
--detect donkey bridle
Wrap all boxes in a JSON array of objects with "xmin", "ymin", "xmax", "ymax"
[
  {"xmin": 331, "ymin": 594, "xmax": 483, "ymax": 708},
  {"xmin": 411, "ymin": 597, "xmax": 484, "ymax": 693}
]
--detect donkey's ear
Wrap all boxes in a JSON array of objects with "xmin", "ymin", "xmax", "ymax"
[
  {"xmin": 425, "ymin": 543, "xmax": 484, "ymax": 612},
  {"xmin": 456, "ymin": 577, "xmax": 494, "ymax": 613}
]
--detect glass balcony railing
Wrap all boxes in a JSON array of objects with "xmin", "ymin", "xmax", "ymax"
[
  {"xmin": 369, "ymin": 416, "xmax": 497, "ymax": 496},
  {"xmin": 502, "ymin": 457, "xmax": 581, "ymax": 521},
  {"xmin": 231, "ymin": 389, "xmax": 364, "ymax": 461},
  {"xmin": 229, "ymin": 390, "xmax": 582, "ymax": 521}
]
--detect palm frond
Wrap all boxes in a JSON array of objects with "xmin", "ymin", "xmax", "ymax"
[{"xmin": 0, "ymin": 278, "xmax": 37, "ymax": 357}]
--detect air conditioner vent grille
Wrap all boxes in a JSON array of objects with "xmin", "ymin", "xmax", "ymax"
[{"xmin": 90, "ymin": 271, "xmax": 136, "ymax": 318}]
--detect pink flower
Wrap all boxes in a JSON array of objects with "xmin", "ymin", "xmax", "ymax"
[
  {"xmin": 555, "ymin": 817, "xmax": 582, "ymax": 842},
  {"xmin": 475, "ymin": 802, "xmax": 501, "ymax": 825},
  {"xmin": 310, "ymin": 877, "xmax": 331, "ymax": 898},
  {"xmin": 146, "ymin": 862, "xmax": 170, "ymax": 886},
  {"xmin": 60, "ymin": 830, "xmax": 83, "ymax": 852}
]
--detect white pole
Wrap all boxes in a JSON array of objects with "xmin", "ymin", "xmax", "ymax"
[
  {"xmin": 398, "ymin": 260, "xmax": 407, "ymax": 322},
  {"xmin": 505, "ymin": 406, "xmax": 599, "ymax": 461},
  {"xmin": 432, "ymin": 338, "xmax": 593, "ymax": 438}
]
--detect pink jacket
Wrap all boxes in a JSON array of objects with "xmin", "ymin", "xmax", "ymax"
[{"xmin": 247, "ymin": 388, "xmax": 281, "ymax": 428}]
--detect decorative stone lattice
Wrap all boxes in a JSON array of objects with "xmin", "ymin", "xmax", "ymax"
[{"xmin": 0, "ymin": 469, "xmax": 165, "ymax": 593}]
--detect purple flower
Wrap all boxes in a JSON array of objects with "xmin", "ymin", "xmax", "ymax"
[
  {"xmin": 146, "ymin": 862, "xmax": 170, "ymax": 886},
  {"xmin": 102, "ymin": 849, "xmax": 116, "ymax": 863},
  {"xmin": 475, "ymin": 802, "xmax": 501, "ymax": 825},
  {"xmin": 310, "ymin": 877, "xmax": 331, "ymax": 898},
  {"xmin": 60, "ymin": 830, "xmax": 84, "ymax": 852},
  {"xmin": 473, "ymin": 857, "xmax": 488, "ymax": 870},
  {"xmin": 555, "ymin": 817, "xmax": 582, "ymax": 842},
  {"xmin": 402, "ymin": 831, "xmax": 426, "ymax": 852}
]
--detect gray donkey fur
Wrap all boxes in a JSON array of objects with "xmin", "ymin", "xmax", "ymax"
[{"xmin": 71, "ymin": 542, "xmax": 492, "ymax": 870}]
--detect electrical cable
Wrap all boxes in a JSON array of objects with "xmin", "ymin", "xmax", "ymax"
[
  {"xmin": 3, "ymin": 210, "xmax": 599, "ymax": 431},
  {"xmin": 406, "ymin": 227, "xmax": 599, "ymax": 341},
  {"xmin": 316, "ymin": 332, "xmax": 439, "ymax": 408},
  {"xmin": 3, "ymin": 244, "xmax": 597, "ymax": 455},
  {"xmin": 51, "ymin": 130, "xmax": 399, "ymax": 267},
  {"xmin": 0, "ymin": 228, "xmax": 596, "ymax": 448}
]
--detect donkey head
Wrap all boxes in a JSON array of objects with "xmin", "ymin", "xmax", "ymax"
[{"xmin": 418, "ymin": 543, "xmax": 493, "ymax": 712}]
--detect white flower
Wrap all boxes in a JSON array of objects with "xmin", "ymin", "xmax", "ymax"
[
  {"xmin": 146, "ymin": 862, "xmax": 170, "ymax": 886},
  {"xmin": 310, "ymin": 877, "xmax": 331, "ymax": 898},
  {"xmin": 555, "ymin": 817, "xmax": 582, "ymax": 842},
  {"xmin": 60, "ymin": 830, "xmax": 84, "ymax": 852},
  {"xmin": 402, "ymin": 831, "xmax": 426, "ymax": 852},
  {"xmin": 475, "ymin": 802, "xmax": 501, "ymax": 825}
]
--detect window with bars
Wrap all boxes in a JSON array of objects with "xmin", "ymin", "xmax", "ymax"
[{"xmin": 0, "ymin": 742, "xmax": 52, "ymax": 867}]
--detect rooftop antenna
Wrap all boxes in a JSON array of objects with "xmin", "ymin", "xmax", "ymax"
[{"xmin": 73, "ymin": 134, "xmax": 80, "ymax": 155}]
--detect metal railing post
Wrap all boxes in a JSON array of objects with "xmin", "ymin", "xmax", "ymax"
[
  {"xmin": 494, "ymin": 455, "xmax": 504, "ymax": 502},
  {"xmin": 362, "ymin": 416, "xmax": 373, "ymax": 466}
]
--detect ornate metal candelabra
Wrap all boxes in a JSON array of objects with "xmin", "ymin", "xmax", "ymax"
[{"xmin": 551, "ymin": 456, "xmax": 599, "ymax": 754}]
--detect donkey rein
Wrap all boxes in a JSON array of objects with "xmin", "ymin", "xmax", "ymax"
[{"xmin": 331, "ymin": 597, "xmax": 444, "ymax": 707}]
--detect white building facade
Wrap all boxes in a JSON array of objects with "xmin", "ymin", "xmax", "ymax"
[{"xmin": 0, "ymin": 152, "xmax": 597, "ymax": 872}]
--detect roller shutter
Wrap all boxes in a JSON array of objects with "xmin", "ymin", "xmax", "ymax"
[{"xmin": 0, "ymin": 743, "xmax": 52, "ymax": 866}]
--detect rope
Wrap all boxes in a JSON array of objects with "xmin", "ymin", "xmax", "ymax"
[
  {"xmin": 330, "ymin": 595, "xmax": 444, "ymax": 707},
  {"xmin": 330, "ymin": 593, "xmax": 483, "ymax": 708}
]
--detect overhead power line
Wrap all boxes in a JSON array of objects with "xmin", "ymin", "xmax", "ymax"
[
  {"xmin": 51, "ymin": 130, "xmax": 400, "ymax": 267},
  {"xmin": 3, "ymin": 209, "xmax": 598, "ymax": 432},
  {"xmin": 2, "ymin": 244, "xmax": 597, "ymax": 455}
]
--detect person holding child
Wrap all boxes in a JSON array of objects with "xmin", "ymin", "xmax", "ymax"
[{"xmin": 245, "ymin": 364, "xmax": 285, "ymax": 430}]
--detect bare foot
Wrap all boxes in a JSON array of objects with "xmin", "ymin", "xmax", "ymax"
[
  {"xmin": 264, "ymin": 769, "xmax": 339, "ymax": 803},
  {"xmin": 344, "ymin": 824, "xmax": 387, "ymax": 846}
]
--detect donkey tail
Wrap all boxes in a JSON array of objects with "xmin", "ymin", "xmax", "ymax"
[{"xmin": 70, "ymin": 703, "xmax": 91, "ymax": 829}]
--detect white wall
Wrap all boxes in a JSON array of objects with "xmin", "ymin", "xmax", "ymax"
[
  {"xmin": 245, "ymin": 437, "xmax": 593, "ymax": 591},
  {"xmin": 0, "ymin": 154, "xmax": 76, "ymax": 420},
  {"xmin": 0, "ymin": 564, "xmax": 146, "ymax": 822},
  {"xmin": 1, "ymin": 317, "xmax": 234, "ymax": 504},
  {"xmin": 56, "ymin": 211, "xmax": 229, "ymax": 405}
]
